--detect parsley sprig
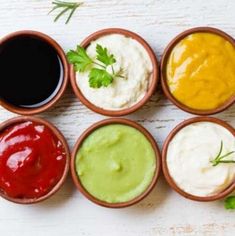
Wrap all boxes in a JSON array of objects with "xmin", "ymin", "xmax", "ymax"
[
  {"xmin": 49, "ymin": 1, "xmax": 83, "ymax": 24},
  {"xmin": 210, "ymin": 141, "xmax": 235, "ymax": 166},
  {"xmin": 225, "ymin": 196, "xmax": 235, "ymax": 210},
  {"xmin": 67, "ymin": 44, "xmax": 125, "ymax": 88}
]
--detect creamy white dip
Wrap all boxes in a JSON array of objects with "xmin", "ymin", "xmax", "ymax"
[
  {"xmin": 167, "ymin": 122, "xmax": 235, "ymax": 197},
  {"xmin": 76, "ymin": 34, "xmax": 153, "ymax": 110}
]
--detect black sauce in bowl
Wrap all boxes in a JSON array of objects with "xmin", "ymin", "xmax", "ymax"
[{"xmin": 0, "ymin": 35, "xmax": 63, "ymax": 108}]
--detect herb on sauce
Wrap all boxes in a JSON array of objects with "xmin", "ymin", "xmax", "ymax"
[
  {"xmin": 67, "ymin": 44, "xmax": 125, "ymax": 88},
  {"xmin": 49, "ymin": 1, "xmax": 83, "ymax": 24},
  {"xmin": 224, "ymin": 196, "xmax": 235, "ymax": 210},
  {"xmin": 210, "ymin": 141, "xmax": 235, "ymax": 166}
]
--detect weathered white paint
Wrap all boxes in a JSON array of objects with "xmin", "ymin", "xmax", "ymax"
[{"xmin": 0, "ymin": 0, "xmax": 234, "ymax": 235}]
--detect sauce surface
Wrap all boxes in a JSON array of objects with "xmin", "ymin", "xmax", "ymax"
[
  {"xmin": 76, "ymin": 124, "xmax": 156, "ymax": 203},
  {"xmin": 167, "ymin": 122, "xmax": 235, "ymax": 197},
  {"xmin": 0, "ymin": 36, "xmax": 63, "ymax": 108},
  {"xmin": 0, "ymin": 121, "xmax": 66, "ymax": 199},
  {"xmin": 166, "ymin": 32, "xmax": 235, "ymax": 110}
]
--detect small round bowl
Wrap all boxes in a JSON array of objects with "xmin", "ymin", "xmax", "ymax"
[
  {"xmin": 71, "ymin": 118, "xmax": 161, "ymax": 208},
  {"xmin": 0, "ymin": 116, "xmax": 70, "ymax": 204},
  {"xmin": 70, "ymin": 28, "xmax": 159, "ymax": 117},
  {"xmin": 0, "ymin": 30, "xmax": 69, "ymax": 115},
  {"xmin": 161, "ymin": 27, "xmax": 235, "ymax": 115},
  {"xmin": 162, "ymin": 116, "xmax": 235, "ymax": 202}
]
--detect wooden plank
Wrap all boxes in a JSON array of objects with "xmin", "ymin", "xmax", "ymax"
[{"xmin": 0, "ymin": 1, "xmax": 234, "ymax": 235}]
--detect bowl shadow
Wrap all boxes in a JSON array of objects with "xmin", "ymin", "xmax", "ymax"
[
  {"xmin": 118, "ymin": 174, "xmax": 171, "ymax": 214},
  {"xmin": 33, "ymin": 175, "xmax": 76, "ymax": 209}
]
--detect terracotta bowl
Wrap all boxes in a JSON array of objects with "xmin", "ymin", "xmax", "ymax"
[
  {"xmin": 71, "ymin": 118, "xmax": 161, "ymax": 208},
  {"xmin": 70, "ymin": 28, "xmax": 159, "ymax": 117},
  {"xmin": 0, "ymin": 116, "xmax": 70, "ymax": 204},
  {"xmin": 161, "ymin": 27, "xmax": 235, "ymax": 115},
  {"xmin": 0, "ymin": 30, "xmax": 69, "ymax": 115},
  {"xmin": 162, "ymin": 116, "xmax": 235, "ymax": 201}
]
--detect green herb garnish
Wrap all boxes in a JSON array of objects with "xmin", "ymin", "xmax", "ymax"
[
  {"xmin": 224, "ymin": 196, "xmax": 235, "ymax": 210},
  {"xmin": 49, "ymin": 1, "xmax": 83, "ymax": 24},
  {"xmin": 210, "ymin": 141, "xmax": 235, "ymax": 166},
  {"xmin": 67, "ymin": 46, "xmax": 93, "ymax": 72},
  {"xmin": 67, "ymin": 44, "xmax": 125, "ymax": 88}
]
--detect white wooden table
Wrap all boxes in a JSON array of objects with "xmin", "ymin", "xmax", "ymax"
[{"xmin": 0, "ymin": 0, "xmax": 234, "ymax": 235}]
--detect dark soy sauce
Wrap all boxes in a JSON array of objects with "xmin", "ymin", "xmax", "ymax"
[{"xmin": 0, "ymin": 36, "xmax": 63, "ymax": 108}]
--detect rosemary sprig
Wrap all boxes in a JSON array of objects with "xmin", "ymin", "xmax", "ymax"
[
  {"xmin": 210, "ymin": 141, "xmax": 235, "ymax": 166},
  {"xmin": 49, "ymin": 1, "xmax": 83, "ymax": 24}
]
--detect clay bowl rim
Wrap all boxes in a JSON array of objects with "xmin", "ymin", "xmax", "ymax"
[
  {"xmin": 0, "ymin": 116, "xmax": 70, "ymax": 204},
  {"xmin": 70, "ymin": 28, "xmax": 159, "ymax": 117},
  {"xmin": 0, "ymin": 30, "xmax": 69, "ymax": 115},
  {"xmin": 162, "ymin": 116, "xmax": 235, "ymax": 202},
  {"xmin": 160, "ymin": 26, "xmax": 235, "ymax": 115},
  {"xmin": 71, "ymin": 118, "xmax": 161, "ymax": 208}
]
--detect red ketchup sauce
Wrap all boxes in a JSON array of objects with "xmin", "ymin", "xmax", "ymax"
[{"xmin": 0, "ymin": 121, "xmax": 66, "ymax": 199}]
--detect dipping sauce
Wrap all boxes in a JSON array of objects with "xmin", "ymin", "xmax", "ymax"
[
  {"xmin": 77, "ymin": 34, "xmax": 153, "ymax": 110},
  {"xmin": 75, "ymin": 124, "xmax": 156, "ymax": 203},
  {"xmin": 0, "ymin": 35, "xmax": 63, "ymax": 108},
  {"xmin": 0, "ymin": 121, "xmax": 66, "ymax": 199},
  {"xmin": 167, "ymin": 122, "xmax": 235, "ymax": 197},
  {"xmin": 166, "ymin": 32, "xmax": 235, "ymax": 110}
]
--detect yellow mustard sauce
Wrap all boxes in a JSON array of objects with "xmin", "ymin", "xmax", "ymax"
[{"xmin": 166, "ymin": 32, "xmax": 235, "ymax": 110}]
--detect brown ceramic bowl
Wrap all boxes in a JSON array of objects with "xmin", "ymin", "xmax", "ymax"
[
  {"xmin": 162, "ymin": 116, "xmax": 235, "ymax": 202},
  {"xmin": 71, "ymin": 118, "xmax": 161, "ymax": 208},
  {"xmin": 70, "ymin": 28, "xmax": 159, "ymax": 117},
  {"xmin": 161, "ymin": 27, "xmax": 235, "ymax": 115},
  {"xmin": 0, "ymin": 30, "xmax": 69, "ymax": 115},
  {"xmin": 0, "ymin": 116, "xmax": 70, "ymax": 204}
]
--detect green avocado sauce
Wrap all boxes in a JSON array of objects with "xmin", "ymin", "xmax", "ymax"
[{"xmin": 75, "ymin": 124, "xmax": 156, "ymax": 203}]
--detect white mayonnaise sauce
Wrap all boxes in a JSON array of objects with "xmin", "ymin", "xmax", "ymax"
[
  {"xmin": 167, "ymin": 122, "xmax": 235, "ymax": 197},
  {"xmin": 76, "ymin": 34, "xmax": 153, "ymax": 110}
]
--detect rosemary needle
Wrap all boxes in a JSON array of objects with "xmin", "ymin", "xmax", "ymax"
[
  {"xmin": 49, "ymin": 1, "xmax": 83, "ymax": 24},
  {"xmin": 210, "ymin": 141, "xmax": 235, "ymax": 166}
]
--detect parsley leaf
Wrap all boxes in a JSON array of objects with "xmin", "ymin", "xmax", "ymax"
[
  {"xmin": 89, "ymin": 68, "xmax": 113, "ymax": 88},
  {"xmin": 96, "ymin": 44, "xmax": 116, "ymax": 66},
  {"xmin": 67, "ymin": 46, "xmax": 93, "ymax": 72},
  {"xmin": 67, "ymin": 44, "xmax": 125, "ymax": 88},
  {"xmin": 225, "ymin": 196, "xmax": 235, "ymax": 210}
]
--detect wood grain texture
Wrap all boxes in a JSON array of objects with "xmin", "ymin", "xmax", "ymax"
[{"xmin": 0, "ymin": 0, "xmax": 234, "ymax": 235}]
